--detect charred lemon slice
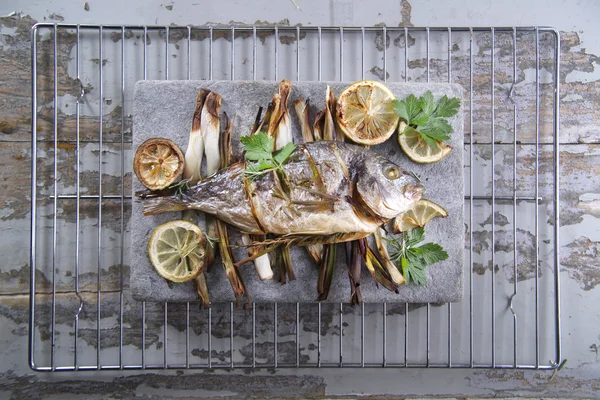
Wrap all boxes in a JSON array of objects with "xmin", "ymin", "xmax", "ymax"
[
  {"xmin": 392, "ymin": 199, "xmax": 449, "ymax": 233},
  {"xmin": 148, "ymin": 220, "xmax": 207, "ymax": 283},
  {"xmin": 397, "ymin": 122, "xmax": 452, "ymax": 164},
  {"xmin": 134, "ymin": 138, "xmax": 185, "ymax": 190},
  {"xmin": 336, "ymin": 80, "xmax": 399, "ymax": 145}
]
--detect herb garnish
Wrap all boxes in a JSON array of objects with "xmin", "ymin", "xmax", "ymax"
[
  {"xmin": 385, "ymin": 227, "xmax": 448, "ymax": 286},
  {"xmin": 168, "ymin": 178, "xmax": 191, "ymax": 199},
  {"xmin": 241, "ymin": 132, "xmax": 296, "ymax": 180},
  {"xmin": 392, "ymin": 91, "xmax": 460, "ymax": 149},
  {"xmin": 204, "ymin": 233, "xmax": 220, "ymax": 249}
]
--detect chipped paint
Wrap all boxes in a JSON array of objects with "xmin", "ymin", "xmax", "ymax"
[
  {"xmin": 0, "ymin": 3, "xmax": 599, "ymax": 397},
  {"xmin": 562, "ymin": 236, "xmax": 600, "ymax": 290},
  {"xmin": 399, "ymin": 0, "xmax": 414, "ymax": 27}
]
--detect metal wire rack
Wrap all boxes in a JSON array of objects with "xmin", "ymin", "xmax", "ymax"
[{"xmin": 30, "ymin": 25, "xmax": 561, "ymax": 371}]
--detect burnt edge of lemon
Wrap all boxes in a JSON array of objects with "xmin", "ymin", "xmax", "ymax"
[{"xmin": 133, "ymin": 137, "xmax": 185, "ymax": 190}]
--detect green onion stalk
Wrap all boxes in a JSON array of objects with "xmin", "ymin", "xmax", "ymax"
[
  {"xmin": 271, "ymin": 80, "xmax": 296, "ymax": 283},
  {"xmin": 242, "ymin": 105, "xmax": 275, "ymax": 281},
  {"xmin": 182, "ymin": 89, "xmax": 211, "ymax": 307}
]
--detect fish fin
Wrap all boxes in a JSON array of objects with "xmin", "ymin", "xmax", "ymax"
[{"xmin": 142, "ymin": 196, "xmax": 187, "ymax": 216}]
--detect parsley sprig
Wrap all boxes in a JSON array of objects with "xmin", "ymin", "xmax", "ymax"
[
  {"xmin": 384, "ymin": 227, "xmax": 448, "ymax": 286},
  {"xmin": 241, "ymin": 132, "xmax": 296, "ymax": 180},
  {"xmin": 392, "ymin": 91, "xmax": 460, "ymax": 149}
]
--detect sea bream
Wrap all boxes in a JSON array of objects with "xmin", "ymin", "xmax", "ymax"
[{"xmin": 140, "ymin": 141, "xmax": 424, "ymax": 244}]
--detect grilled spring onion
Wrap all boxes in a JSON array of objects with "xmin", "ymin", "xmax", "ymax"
[
  {"xmin": 313, "ymin": 85, "xmax": 338, "ymax": 142},
  {"xmin": 317, "ymin": 243, "xmax": 336, "ymax": 301},
  {"xmin": 202, "ymin": 92, "xmax": 224, "ymax": 273},
  {"xmin": 271, "ymin": 80, "xmax": 295, "ymax": 283},
  {"xmin": 242, "ymin": 234, "xmax": 273, "ymax": 281},
  {"xmin": 203, "ymin": 92, "xmax": 223, "ymax": 176},
  {"xmin": 217, "ymin": 218, "xmax": 247, "ymax": 300},
  {"xmin": 365, "ymin": 246, "xmax": 399, "ymax": 293},
  {"xmin": 320, "ymin": 86, "xmax": 343, "ymax": 299},
  {"xmin": 324, "ymin": 85, "xmax": 339, "ymax": 141},
  {"xmin": 313, "ymin": 109, "xmax": 325, "ymax": 141},
  {"xmin": 293, "ymin": 98, "xmax": 313, "ymax": 144},
  {"xmin": 183, "ymin": 89, "xmax": 210, "ymax": 183},
  {"xmin": 185, "ymin": 90, "xmax": 246, "ymax": 301},
  {"xmin": 183, "ymin": 89, "xmax": 211, "ymax": 307},
  {"xmin": 293, "ymin": 97, "xmax": 323, "ymax": 267},
  {"xmin": 345, "ymin": 238, "xmax": 365, "ymax": 305},
  {"xmin": 216, "ymin": 109, "xmax": 248, "ymax": 301},
  {"xmin": 373, "ymin": 227, "xmax": 406, "ymax": 285},
  {"xmin": 195, "ymin": 272, "xmax": 210, "ymax": 306},
  {"xmin": 242, "ymin": 107, "xmax": 274, "ymax": 281},
  {"xmin": 274, "ymin": 79, "xmax": 293, "ymax": 150},
  {"xmin": 310, "ymin": 86, "xmax": 341, "ymax": 299}
]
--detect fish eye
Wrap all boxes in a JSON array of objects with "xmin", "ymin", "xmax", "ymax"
[{"xmin": 383, "ymin": 165, "xmax": 402, "ymax": 180}]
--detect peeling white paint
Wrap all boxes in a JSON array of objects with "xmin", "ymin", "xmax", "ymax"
[
  {"xmin": 2, "ymin": 0, "xmax": 600, "ymax": 397},
  {"xmin": 562, "ymin": 93, "xmax": 585, "ymax": 102},
  {"xmin": 565, "ymin": 68, "xmax": 600, "ymax": 83},
  {"xmin": 520, "ymin": 67, "xmax": 554, "ymax": 85},
  {"xmin": 579, "ymin": 192, "xmax": 600, "ymax": 202}
]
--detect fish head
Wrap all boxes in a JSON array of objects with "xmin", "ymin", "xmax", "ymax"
[{"xmin": 355, "ymin": 156, "xmax": 424, "ymax": 219}]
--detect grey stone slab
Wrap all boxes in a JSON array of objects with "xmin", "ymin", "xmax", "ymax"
[{"xmin": 131, "ymin": 80, "xmax": 464, "ymax": 303}]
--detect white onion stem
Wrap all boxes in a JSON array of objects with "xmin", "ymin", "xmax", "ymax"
[{"xmin": 242, "ymin": 235, "xmax": 273, "ymax": 281}]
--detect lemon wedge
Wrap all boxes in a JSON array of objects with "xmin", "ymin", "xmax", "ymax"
[{"xmin": 392, "ymin": 199, "xmax": 449, "ymax": 233}]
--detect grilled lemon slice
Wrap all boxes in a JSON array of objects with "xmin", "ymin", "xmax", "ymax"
[
  {"xmin": 336, "ymin": 80, "xmax": 399, "ymax": 145},
  {"xmin": 148, "ymin": 220, "xmax": 207, "ymax": 283},
  {"xmin": 134, "ymin": 138, "xmax": 185, "ymax": 190},
  {"xmin": 392, "ymin": 199, "xmax": 449, "ymax": 233},
  {"xmin": 397, "ymin": 122, "xmax": 452, "ymax": 164}
]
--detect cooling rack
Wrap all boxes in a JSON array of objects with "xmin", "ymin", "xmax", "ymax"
[{"xmin": 30, "ymin": 24, "xmax": 561, "ymax": 371}]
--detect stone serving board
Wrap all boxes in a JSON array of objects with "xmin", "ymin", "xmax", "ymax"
[{"xmin": 131, "ymin": 80, "xmax": 464, "ymax": 303}]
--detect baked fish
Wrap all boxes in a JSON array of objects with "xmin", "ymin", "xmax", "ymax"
[{"xmin": 140, "ymin": 141, "xmax": 424, "ymax": 244}]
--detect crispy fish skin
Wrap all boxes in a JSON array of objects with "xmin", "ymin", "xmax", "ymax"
[{"xmin": 141, "ymin": 141, "xmax": 424, "ymax": 239}]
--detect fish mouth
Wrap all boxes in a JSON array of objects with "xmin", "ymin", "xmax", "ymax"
[
  {"xmin": 377, "ymin": 183, "xmax": 425, "ymax": 219},
  {"xmin": 403, "ymin": 183, "xmax": 425, "ymax": 201}
]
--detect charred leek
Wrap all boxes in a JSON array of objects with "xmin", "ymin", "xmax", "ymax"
[{"xmin": 183, "ymin": 89, "xmax": 211, "ymax": 307}]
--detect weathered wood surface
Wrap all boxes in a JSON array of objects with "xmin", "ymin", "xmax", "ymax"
[{"xmin": 1, "ymin": 5, "xmax": 600, "ymax": 398}]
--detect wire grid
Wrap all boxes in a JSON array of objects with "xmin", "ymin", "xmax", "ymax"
[{"xmin": 30, "ymin": 25, "xmax": 561, "ymax": 371}]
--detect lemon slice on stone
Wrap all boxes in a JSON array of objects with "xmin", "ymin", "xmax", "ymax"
[
  {"xmin": 392, "ymin": 199, "xmax": 449, "ymax": 233},
  {"xmin": 336, "ymin": 80, "xmax": 399, "ymax": 145},
  {"xmin": 148, "ymin": 220, "xmax": 206, "ymax": 283},
  {"xmin": 134, "ymin": 138, "xmax": 185, "ymax": 190},
  {"xmin": 397, "ymin": 122, "xmax": 452, "ymax": 164}
]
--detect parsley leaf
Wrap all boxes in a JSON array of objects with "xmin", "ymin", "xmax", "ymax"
[
  {"xmin": 418, "ymin": 91, "xmax": 436, "ymax": 116},
  {"xmin": 240, "ymin": 132, "xmax": 274, "ymax": 161},
  {"xmin": 273, "ymin": 142, "xmax": 296, "ymax": 165},
  {"xmin": 406, "ymin": 226, "xmax": 425, "ymax": 246},
  {"xmin": 392, "ymin": 99, "xmax": 409, "ymax": 125},
  {"xmin": 392, "ymin": 91, "xmax": 460, "ymax": 149},
  {"xmin": 241, "ymin": 132, "xmax": 296, "ymax": 180},
  {"xmin": 411, "ymin": 113, "xmax": 430, "ymax": 128},
  {"xmin": 404, "ymin": 261, "xmax": 427, "ymax": 286},
  {"xmin": 404, "ymin": 94, "xmax": 421, "ymax": 121},
  {"xmin": 419, "ymin": 117, "xmax": 452, "ymax": 144},
  {"xmin": 432, "ymin": 95, "xmax": 460, "ymax": 118},
  {"xmin": 392, "ymin": 94, "xmax": 421, "ymax": 127},
  {"xmin": 386, "ymin": 227, "xmax": 448, "ymax": 286},
  {"xmin": 412, "ymin": 243, "xmax": 448, "ymax": 265}
]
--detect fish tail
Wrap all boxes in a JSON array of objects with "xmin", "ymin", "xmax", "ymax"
[{"xmin": 142, "ymin": 195, "xmax": 187, "ymax": 215}]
